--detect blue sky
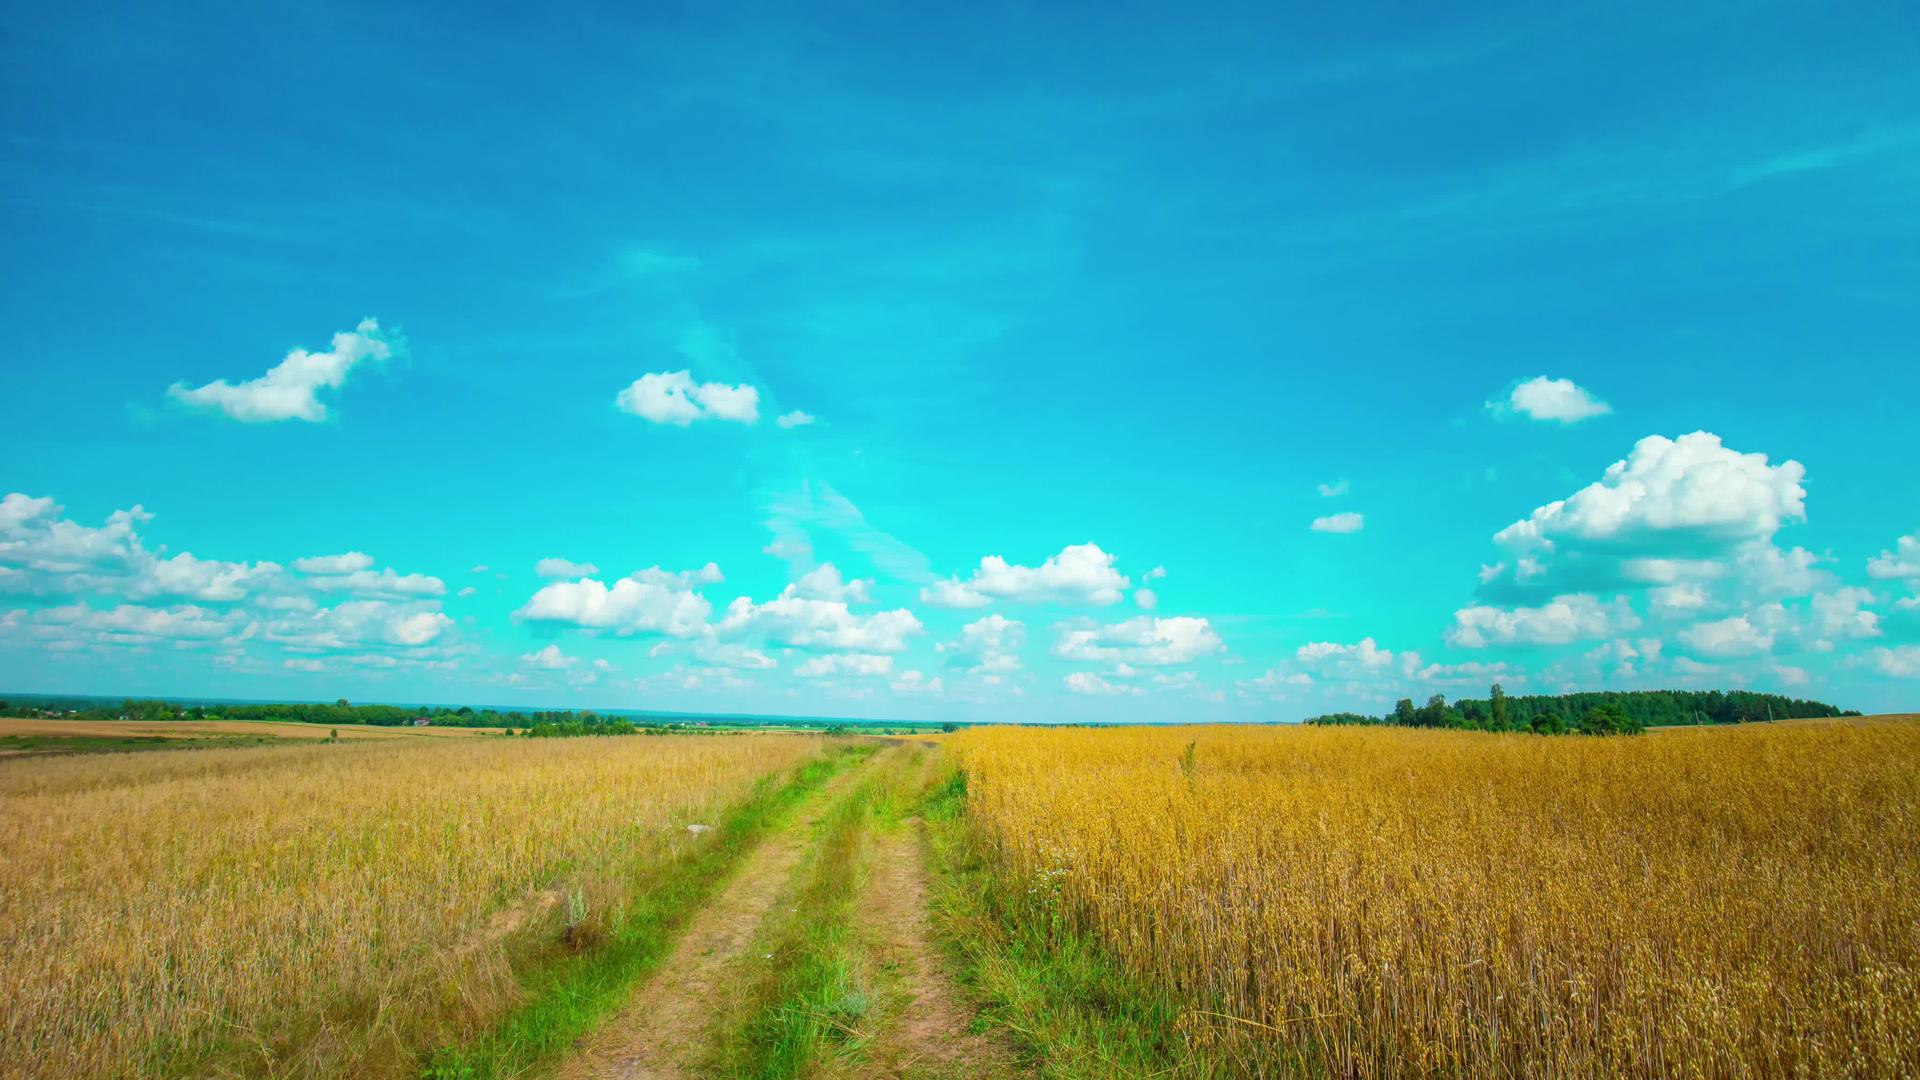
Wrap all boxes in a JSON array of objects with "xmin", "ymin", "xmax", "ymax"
[{"xmin": 4, "ymin": 0, "xmax": 1918, "ymax": 720}]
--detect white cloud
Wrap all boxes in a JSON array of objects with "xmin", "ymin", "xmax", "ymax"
[
  {"xmin": 1480, "ymin": 433, "xmax": 1810, "ymax": 604},
  {"xmin": 1495, "ymin": 432, "xmax": 1804, "ymax": 553},
  {"xmin": 923, "ymin": 543, "xmax": 1130, "ymax": 607},
  {"xmin": 1317, "ymin": 478, "xmax": 1350, "ymax": 497},
  {"xmin": 0, "ymin": 493, "xmax": 58, "ymax": 533},
  {"xmin": 795, "ymin": 653, "xmax": 893, "ymax": 678},
  {"xmin": 514, "ymin": 566, "xmax": 719, "ymax": 637},
  {"xmin": 1771, "ymin": 663, "xmax": 1810, "ymax": 688},
  {"xmin": 291, "ymin": 552, "xmax": 374, "ymax": 575},
  {"xmin": 776, "ymin": 410, "xmax": 816, "ymax": 429},
  {"xmin": 305, "ymin": 567, "xmax": 446, "ymax": 599},
  {"xmin": 1810, "ymin": 588, "xmax": 1882, "ymax": 642},
  {"xmin": 266, "ymin": 599, "xmax": 451, "ymax": 649},
  {"xmin": 1296, "ymin": 636, "xmax": 1401, "ymax": 673},
  {"xmin": 1868, "ymin": 531, "xmax": 1920, "ymax": 583},
  {"xmin": 614, "ymin": 370, "xmax": 760, "ymax": 425},
  {"xmin": 1311, "ymin": 512, "xmax": 1364, "ymax": 534},
  {"xmin": 168, "ymin": 319, "xmax": 395, "ymax": 423},
  {"xmin": 920, "ymin": 579, "xmax": 990, "ymax": 609},
  {"xmin": 938, "ymin": 613, "xmax": 1025, "ymax": 673},
  {"xmin": 129, "ymin": 552, "xmax": 282, "ymax": 602},
  {"xmin": 1865, "ymin": 645, "xmax": 1920, "ymax": 677},
  {"xmin": 787, "ymin": 563, "xmax": 873, "ymax": 604},
  {"xmin": 535, "ymin": 557, "xmax": 600, "ymax": 579},
  {"xmin": 283, "ymin": 658, "xmax": 326, "ymax": 672},
  {"xmin": 522, "ymin": 643, "xmax": 577, "ymax": 669},
  {"xmin": 890, "ymin": 670, "xmax": 944, "ymax": 694},
  {"xmin": 1133, "ymin": 588, "xmax": 1158, "ymax": 611},
  {"xmin": 1447, "ymin": 594, "xmax": 1640, "ymax": 647},
  {"xmin": 1064, "ymin": 671, "xmax": 1142, "ymax": 696},
  {"xmin": 1650, "ymin": 583, "xmax": 1709, "ymax": 616},
  {"xmin": 1238, "ymin": 668, "xmax": 1313, "ymax": 698},
  {"xmin": 1678, "ymin": 615, "xmax": 1776, "ymax": 659},
  {"xmin": 719, "ymin": 594, "xmax": 922, "ymax": 653},
  {"xmin": 691, "ymin": 640, "xmax": 778, "ymax": 669},
  {"xmin": 1413, "ymin": 659, "xmax": 1527, "ymax": 685},
  {"xmin": 34, "ymin": 602, "xmax": 242, "ymax": 645},
  {"xmin": 1054, "ymin": 616, "xmax": 1223, "ymax": 667},
  {"xmin": 1493, "ymin": 375, "xmax": 1612, "ymax": 423}
]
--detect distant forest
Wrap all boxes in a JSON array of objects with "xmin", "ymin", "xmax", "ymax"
[
  {"xmin": 0, "ymin": 697, "xmax": 645, "ymax": 735},
  {"xmin": 1307, "ymin": 688, "xmax": 1857, "ymax": 736}
]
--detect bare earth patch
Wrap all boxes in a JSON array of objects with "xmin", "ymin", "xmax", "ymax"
[
  {"xmin": 553, "ymin": 762, "xmax": 869, "ymax": 1079},
  {"xmin": 853, "ymin": 822, "xmax": 1025, "ymax": 1080}
]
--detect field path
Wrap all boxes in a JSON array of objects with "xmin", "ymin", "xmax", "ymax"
[
  {"xmin": 552, "ymin": 754, "xmax": 874, "ymax": 1080},
  {"xmin": 851, "ymin": 820, "xmax": 1025, "ymax": 1080}
]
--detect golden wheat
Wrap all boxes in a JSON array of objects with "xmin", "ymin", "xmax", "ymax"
[
  {"xmin": 950, "ymin": 719, "xmax": 1920, "ymax": 1078},
  {"xmin": 0, "ymin": 734, "xmax": 821, "ymax": 1078}
]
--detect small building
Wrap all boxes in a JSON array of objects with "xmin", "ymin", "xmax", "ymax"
[{"xmin": 411, "ymin": 717, "xmax": 431, "ymax": 727}]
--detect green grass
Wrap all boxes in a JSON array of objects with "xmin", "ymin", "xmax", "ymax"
[
  {"xmin": 919, "ymin": 766, "xmax": 1238, "ymax": 1079},
  {"xmin": 422, "ymin": 743, "xmax": 870, "ymax": 1079},
  {"xmin": 703, "ymin": 752, "xmax": 902, "ymax": 1079}
]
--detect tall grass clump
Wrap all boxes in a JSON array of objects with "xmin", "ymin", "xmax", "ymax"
[{"xmin": 948, "ymin": 719, "xmax": 1920, "ymax": 1078}]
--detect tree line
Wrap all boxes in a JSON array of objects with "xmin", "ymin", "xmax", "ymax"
[{"xmin": 1306, "ymin": 687, "xmax": 1856, "ymax": 736}]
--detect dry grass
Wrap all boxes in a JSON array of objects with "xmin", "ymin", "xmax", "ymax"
[
  {"xmin": 949, "ymin": 718, "xmax": 1920, "ymax": 1078},
  {"xmin": 0, "ymin": 733, "xmax": 822, "ymax": 1078}
]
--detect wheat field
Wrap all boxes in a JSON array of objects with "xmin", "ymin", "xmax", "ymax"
[
  {"xmin": 950, "ymin": 719, "xmax": 1920, "ymax": 1078},
  {"xmin": 0, "ymin": 734, "xmax": 822, "ymax": 1078}
]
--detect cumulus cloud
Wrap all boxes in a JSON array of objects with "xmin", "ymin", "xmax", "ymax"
[
  {"xmin": 535, "ymin": 557, "xmax": 600, "ymax": 579},
  {"xmin": 1133, "ymin": 588, "xmax": 1158, "ymax": 611},
  {"xmin": 787, "ymin": 563, "xmax": 873, "ymax": 604},
  {"xmin": 1868, "ymin": 531, "xmax": 1920, "ymax": 581},
  {"xmin": 1317, "ymin": 478, "xmax": 1350, "ymax": 497},
  {"xmin": 1678, "ymin": 615, "xmax": 1776, "ymax": 659},
  {"xmin": 719, "ymin": 593, "xmax": 922, "ymax": 653},
  {"xmin": 1810, "ymin": 588, "xmax": 1882, "ymax": 642},
  {"xmin": 291, "ymin": 552, "xmax": 373, "ymax": 575},
  {"xmin": 938, "ymin": 613, "xmax": 1025, "ymax": 674},
  {"xmin": 890, "ymin": 670, "xmax": 944, "ymax": 694},
  {"xmin": 0, "ymin": 490, "xmax": 462, "ymax": 672},
  {"xmin": 1297, "ymin": 636, "xmax": 1402, "ymax": 673},
  {"xmin": 1054, "ymin": 616, "xmax": 1223, "ymax": 667},
  {"xmin": 1865, "ymin": 645, "xmax": 1920, "ymax": 677},
  {"xmin": 514, "ymin": 565, "xmax": 720, "ymax": 637},
  {"xmin": 1491, "ymin": 376, "xmax": 1612, "ymax": 423},
  {"xmin": 304, "ymin": 567, "xmax": 446, "ymax": 599},
  {"xmin": 522, "ymin": 643, "xmax": 577, "ymax": 669},
  {"xmin": 1447, "ymin": 594, "xmax": 1640, "ymax": 648},
  {"xmin": 1496, "ymin": 433, "xmax": 1804, "ymax": 553},
  {"xmin": 922, "ymin": 543, "xmax": 1129, "ymax": 608},
  {"xmin": 33, "ymin": 602, "xmax": 242, "ymax": 646},
  {"xmin": 0, "ymin": 494, "xmax": 290, "ymax": 604},
  {"xmin": 614, "ymin": 371, "xmax": 760, "ymax": 425},
  {"xmin": 127, "ymin": 552, "xmax": 282, "ymax": 602},
  {"xmin": 1311, "ymin": 512, "xmax": 1364, "ymax": 534},
  {"xmin": 169, "ymin": 319, "xmax": 395, "ymax": 423},
  {"xmin": 1237, "ymin": 668, "xmax": 1312, "ymax": 699},
  {"xmin": 1479, "ymin": 433, "xmax": 1810, "ymax": 604},
  {"xmin": 267, "ymin": 599, "xmax": 451, "ymax": 649},
  {"xmin": 776, "ymin": 410, "xmax": 816, "ymax": 429},
  {"xmin": 795, "ymin": 653, "xmax": 893, "ymax": 678},
  {"xmin": 1064, "ymin": 671, "xmax": 1142, "ymax": 696}
]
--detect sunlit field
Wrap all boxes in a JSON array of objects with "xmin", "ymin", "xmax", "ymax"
[
  {"xmin": 0, "ymin": 734, "xmax": 823, "ymax": 1077},
  {"xmin": 949, "ymin": 719, "xmax": 1920, "ymax": 1078}
]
